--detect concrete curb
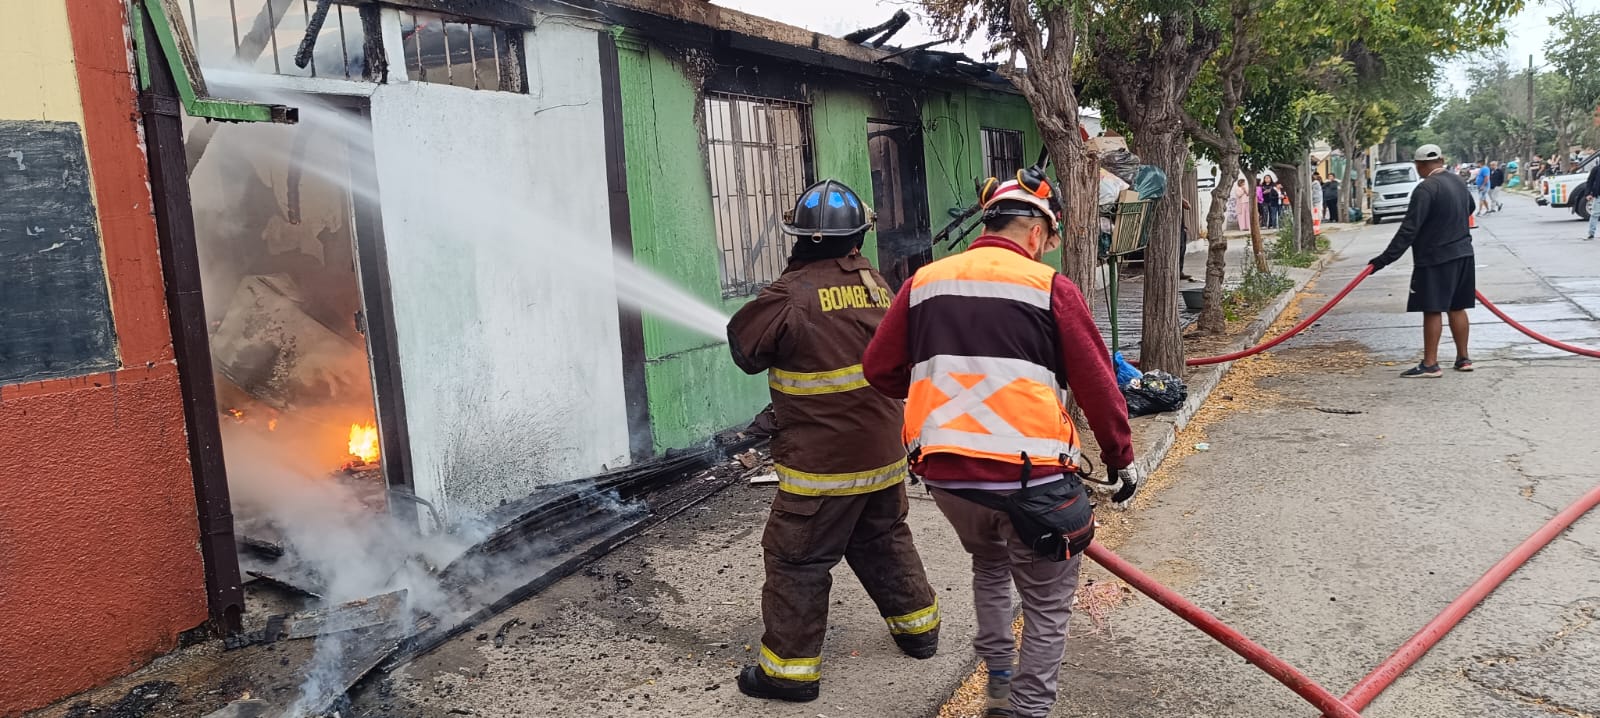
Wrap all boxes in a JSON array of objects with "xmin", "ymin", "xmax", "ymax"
[{"xmin": 1125, "ymin": 249, "xmax": 1338, "ymax": 482}]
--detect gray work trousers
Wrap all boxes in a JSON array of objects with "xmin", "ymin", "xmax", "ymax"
[{"xmin": 930, "ymin": 487, "xmax": 1082, "ymax": 718}]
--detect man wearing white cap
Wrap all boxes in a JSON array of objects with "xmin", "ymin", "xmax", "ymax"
[{"xmin": 1367, "ymin": 144, "xmax": 1478, "ymax": 377}]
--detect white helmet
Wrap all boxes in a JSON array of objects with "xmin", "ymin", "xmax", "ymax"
[{"xmin": 979, "ymin": 174, "xmax": 1060, "ymax": 233}]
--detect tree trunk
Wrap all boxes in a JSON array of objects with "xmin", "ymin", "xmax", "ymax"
[
  {"xmin": 1198, "ymin": 152, "xmax": 1238, "ymax": 334},
  {"xmin": 1244, "ymin": 173, "xmax": 1267, "ymax": 272},
  {"xmin": 1336, "ymin": 126, "xmax": 1358, "ymax": 222},
  {"xmin": 1275, "ymin": 160, "xmax": 1314, "ymax": 252},
  {"xmin": 1297, "ymin": 159, "xmax": 1315, "ymax": 252},
  {"xmin": 1131, "ymin": 124, "xmax": 1187, "ymax": 375}
]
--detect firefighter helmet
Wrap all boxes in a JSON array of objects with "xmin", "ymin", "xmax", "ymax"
[
  {"xmin": 783, "ymin": 179, "xmax": 874, "ymax": 238},
  {"xmin": 979, "ymin": 166, "xmax": 1061, "ymax": 233}
]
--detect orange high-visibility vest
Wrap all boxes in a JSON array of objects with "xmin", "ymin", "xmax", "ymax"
[{"xmin": 901, "ymin": 246, "xmax": 1082, "ymax": 469}]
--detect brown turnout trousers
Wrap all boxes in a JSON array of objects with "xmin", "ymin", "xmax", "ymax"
[{"xmin": 757, "ymin": 483, "xmax": 938, "ymax": 683}]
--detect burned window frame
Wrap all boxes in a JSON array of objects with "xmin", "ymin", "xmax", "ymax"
[
  {"xmin": 397, "ymin": 10, "xmax": 529, "ymax": 93},
  {"xmin": 179, "ymin": 0, "xmax": 381, "ymax": 82},
  {"xmin": 981, "ymin": 128, "xmax": 1026, "ymax": 182},
  {"xmin": 702, "ymin": 91, "xmax": 815, "ymax": 299}
]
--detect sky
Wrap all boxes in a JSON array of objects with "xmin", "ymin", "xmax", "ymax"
[{"xmin": 714, "ymin": 0, "xmax": 1579, "ymax": 97}]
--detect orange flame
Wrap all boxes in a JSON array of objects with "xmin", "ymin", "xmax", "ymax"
[
  {"xmin": 225, "ymin": 408, "xmax": 245, "ymax": 422},
  {"xmin": 347, "ymin": 423, "xmax": 380, "ymax": 464},
  {"xmin": 267, "ymin": 418, "xmax": 279, "ymax": 432}
]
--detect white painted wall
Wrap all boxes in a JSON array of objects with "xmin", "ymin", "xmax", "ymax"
[{"xmin": 369, "ymin": 19, "xmax": 631, "ymax": 518}]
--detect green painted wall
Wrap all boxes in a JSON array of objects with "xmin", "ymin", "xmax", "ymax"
[
  {"xmin": 919, "ymin": 89, "xmax": 1054, "ymax": 264},
  {"xmin": 615, "ymin": 37, "xmax": 768, "ymax": 452},
  {"xmin": 615, "ymin": 35, "xmax": 1045, "ymax": 453}
]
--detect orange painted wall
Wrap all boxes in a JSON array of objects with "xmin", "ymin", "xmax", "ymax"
[{"xmin": 0, "ymin": 1, "xmax": 208, "ymax": 714}]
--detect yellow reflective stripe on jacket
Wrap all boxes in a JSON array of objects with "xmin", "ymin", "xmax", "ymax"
[
  {"xmin": 885, "ymin": 599, "xmax": 941, "ymax": 636},
  {"xmin": 758, "ymin": 644, "xmax": 821, "ymax": 682},
  {"xmin": 775, "ymin": 458, "xmax": 907, "ymax": 497},
  {"xmin": 768, "ymin": 364, "xmax": 870, "ymax": 396}
]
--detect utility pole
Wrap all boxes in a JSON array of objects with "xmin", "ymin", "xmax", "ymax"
[{"xmin": 1528, "ymin": 54, "xmax": 1536, "ymax": 185}]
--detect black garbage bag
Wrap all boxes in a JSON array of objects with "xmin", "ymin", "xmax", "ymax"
[{"xmin": 1122, "ymin": 371, "xmax": 1188, "ymax": 417}]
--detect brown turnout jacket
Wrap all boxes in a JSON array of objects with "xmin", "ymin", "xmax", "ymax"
[{"xmin": 728, "ymin": 252, "xmax": 909, "ymax": 496}]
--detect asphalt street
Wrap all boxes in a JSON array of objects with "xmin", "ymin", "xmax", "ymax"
[{"xmin": 1057, "ymin": 193, "xmax": 1600, "ymax": 717}]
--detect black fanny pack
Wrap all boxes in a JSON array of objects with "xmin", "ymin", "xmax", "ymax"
[{"xmin": 949, "ymin": 454, "xmax": 1095, "ymax": 562}]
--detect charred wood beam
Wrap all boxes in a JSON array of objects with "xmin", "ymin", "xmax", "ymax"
[
  {"xmin": 266, "ymin": 589, "xmax": 407, "ymax": 641},
  {"xmin": 842, "ymin": 10, "xmax": 909, "ymax": 47}
]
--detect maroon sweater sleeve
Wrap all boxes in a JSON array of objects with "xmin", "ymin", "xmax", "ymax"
[
  {"xmin": 862, "ymin": 279, "xmax": 914, "ymax": 399},
  {"xmin": 1052, "ymin": 273, "xmax": 1135, "ymax": 470}
]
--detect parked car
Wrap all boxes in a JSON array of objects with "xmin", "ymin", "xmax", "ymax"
[
  {"xmin": 1537, "ymin": 152, "xmax": 1599, "ymax": 220},
  {"xmin": 1369, "ymin": 163, "xmax": 1421, "ymax": 224}
]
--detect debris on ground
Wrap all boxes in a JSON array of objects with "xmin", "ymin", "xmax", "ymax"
[
  {"xmin": 1122, "ymin": 370, "xmax": 1189, "ymax": 417},
  {"xmin": 264, "ymin": 589, "xmax": 407, "ymax": 641},
  {"xmin": 747, "ymin": 473, "xmax": 779, "ymax": 486}
]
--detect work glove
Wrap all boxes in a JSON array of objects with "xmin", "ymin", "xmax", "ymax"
[
  {"xmin": 1106, "ymin": 467, "xmax": 1140, "ymax": 509},
  {"xmin": 1366, "ymin": 257, "xmax": 1388, "ymax": 273}
]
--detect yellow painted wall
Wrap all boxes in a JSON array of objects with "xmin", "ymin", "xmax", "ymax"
[{"xmin": 0, "ymin": 0, "xmax": 85, "ymax": 123}]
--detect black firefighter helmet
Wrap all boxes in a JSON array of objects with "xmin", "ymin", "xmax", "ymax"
[{"xmin": 782, "ymin": 179, "xmax": 874, "ymax": 238}]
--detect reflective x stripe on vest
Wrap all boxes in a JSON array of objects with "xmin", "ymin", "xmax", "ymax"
[
  {"xmin": 775, "ymin": 458, "xmax": 907, "ymax": 497},
  {"xmin": 759, "ymin": 644, "xmax": 821, "ymax": 682},
  {"xmin": 909, "ymin": 355, "xmax": 1080, "ymax": 461},
  {"xmin": 769, "ymin": 364, "xmax": 869, "ymax": 396},
  {"xmin": 884, "ymin": 598, "xmax": 941, "ymax": 636},
  {"xmin": 902, "ymin": 246, "xmax": 1082, "ymax": 468}
]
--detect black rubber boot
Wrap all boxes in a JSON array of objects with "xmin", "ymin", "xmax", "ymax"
[
  {"xmin": 736, "ymin": 666, "xmax": 820, "ymax": 702},
  {"xmin": 893, "ymin": 627, "xmax": 940, "ymax": 659}
]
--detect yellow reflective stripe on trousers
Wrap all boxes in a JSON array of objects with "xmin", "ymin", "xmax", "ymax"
[
  {"xmin": 759, "ymin": 644, "xmax": 821, "ymax": 682},
  {"xmin": 775, "ymin": 458, "xmax": 908, "ymax": 497},
  {"xmin": 769, "ymin": 364, "xmax": 870, "ymax": 396},
  {"xmin": 885, "ymin": 598, "xmax": 941, "ymax": 635}
]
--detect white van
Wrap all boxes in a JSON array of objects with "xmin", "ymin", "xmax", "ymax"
[{"xmin": 1370, "ymin": 163, "xmax": 1422, "ymax": 224}]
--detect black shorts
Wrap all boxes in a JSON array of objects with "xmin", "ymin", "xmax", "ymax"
[{"xmin": 1408, "ymin": 256, "xmax": 1476, "ymax": 313}]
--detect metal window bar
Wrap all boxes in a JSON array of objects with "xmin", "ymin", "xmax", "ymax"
[
  {"xmin": 982, "ymin": 128, "xmax": 1024, "ymax": 181},
  {"xmin": 704, "ymin": 92, "xmax": 812, "ymax": 297},
  {"xmin": 228, "ymin": 0, "xmax": 240, "ymax": 51},
  {"xmin": 467, "ymin": 23, "xmax": 479, "ymax": 90},
  {"xmin": 266, "ymin": 0, "xmax": 281, "ymax": 73},
  {"xmin": 334, "ymin": 3, "xmax": 349, "ymax": 79}
]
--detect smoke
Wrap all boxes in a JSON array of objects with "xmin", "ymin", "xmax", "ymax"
[{"xmin": 195, "ymin": 72, "xmax": 700, "ymax": 715}]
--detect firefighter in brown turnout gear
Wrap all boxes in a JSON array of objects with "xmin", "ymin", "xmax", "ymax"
[{"xmin": 727, "ymin": 179, "xmax": 941, "ymax": 703}]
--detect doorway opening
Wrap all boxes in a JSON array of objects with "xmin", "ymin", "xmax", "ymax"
[
  {"xmin": 867, "ymin": 120, "xmax": 933, "ymax": 289},
  {"xmin": 185, "ymin": 95, "xmax": 414, "ymax": 621}
]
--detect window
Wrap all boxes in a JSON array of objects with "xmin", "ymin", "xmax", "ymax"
[
  {"xmin": 399, "ymin": 11, "xmax": 527, "ymax": 92},
  {"xmin": 182, "ymin": 0, "xmax": 374, "ymax": 81},
  {"xmin": 981, "ymin": 128, "xmax": 1025, "ymax": 181},
  {"xmin": 704, "ymin": 92, "xmax": 813, "ymax": 298}
]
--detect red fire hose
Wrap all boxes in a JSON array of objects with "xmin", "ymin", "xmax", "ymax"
[
  {"xmin": 1185, "ymin": 265, "xmax": 1376, "ymax": 366},
  {"xmin": 1336, "ymin": 481, "xmax": 1600, "ymax": 713},
  {"xmin": 1169, "ymin": 264, "xmax": 1599, "ymax": 367},
  {"xmin": 1083, "ymin": 542, "xmax": 1364, "ymax": 718},
  {"xmin": 1088, "ymin": 482, "xmax": 1600, "ymax": 716},
  {"xmin": 1474, "ymin": 291, "xmax": 1600, "ymax": 359}
]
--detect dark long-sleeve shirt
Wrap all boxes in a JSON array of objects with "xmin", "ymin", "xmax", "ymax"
[
  {"xmin": 1370, "ymin": 170, "xmax": 1475, "ymax": 270},
  {"xmin": 862, "ymin": 237, "xmax": 1134, "ymax": 481},
  {"xmin": 1586, "ymin": 164, "xmax": 1600, "ymax": 197}
]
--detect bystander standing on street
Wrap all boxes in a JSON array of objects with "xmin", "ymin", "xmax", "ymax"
[
  {"xmin": 1322, "ymin": 175, "xmax": 1340, "ymax": 222},
  {"xmin": 1366, "ymin": 144, "xmax": 1477, "ymax": 378},
  {"xmin": 1262, "ymin": 179, "xmax": 1281, "ymax": 229},
  {"xmin": 1488, "ymin": 161, "xmax": 1505, "ymax": 212},
  {"xmin": 1472, "ymin": 162, "xmax": 1491, "ymax": 215},
  {"xmin": 1585, "ymin": 159, "xmax": 1600, "ymax": 241}
]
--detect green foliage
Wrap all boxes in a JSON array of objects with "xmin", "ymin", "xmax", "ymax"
[
  {"xmin": 1223, "ymin": 261, "xmax": 1294, "ymax": 311},
  {"xmin": 1269, "ymin": 216, "xmax": 1323, "ymax": 267}
]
